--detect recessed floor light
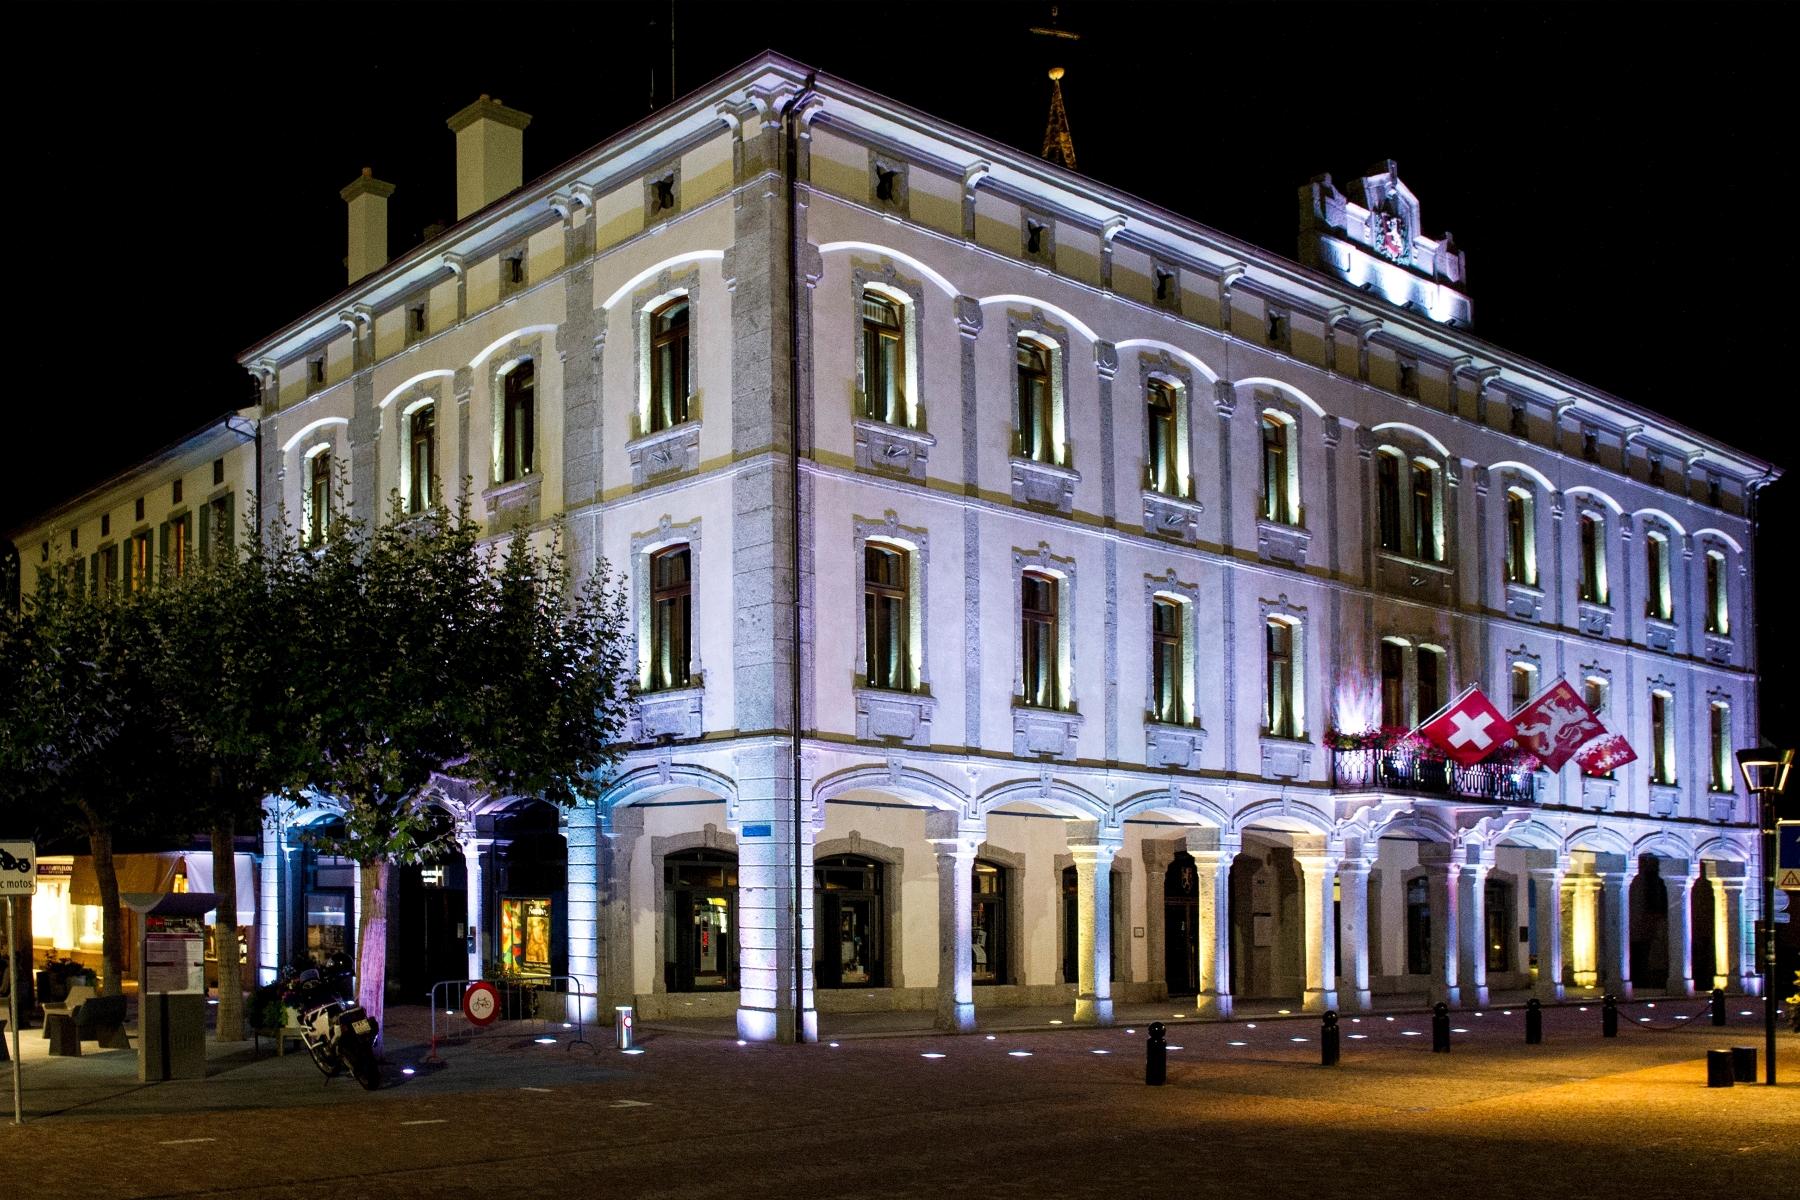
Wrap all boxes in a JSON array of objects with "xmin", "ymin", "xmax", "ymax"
[
  {"xmin": 737, "ymin": 1040, "xmax": 747, "ymax": 1046},
  {"xmin": 1675, "ymin": 1015, "xmax": 1688, "ymax": 1020},
  {"xmin": 1646, "ymin": 1003, "xmax": 1655, "ymax": 1008},
  {"xmin": 1173, "ymin": 1014, "xmax": 1185, "ymax": 1018},
  {"xmin": 1245, "ymin": 1023, "xmax": 1257, "ymax": 1028},
  {"xmin": 1503, "ymin": 1010, "xmax": 1512, "ymax": 1015},
  {"xmin": 1049, "ymin": 1019, "xmax": 1063, "ymax": 1025},
  {"xmin": 1350, "ymin": 1018, "xmax": 1361, "ymax": 1023},
  {"xmin": 534, "ymin": 1037, "xmax": 557, "ymax": 1044},
  {"xmin": 828, "ymin": 1042, "xmax": 840, "ymax": 1047},
  {"xmin": 622, "ymin": 1048, "xmax": 645, "ymax": 1055},
  {"xmin": 1579, "ymin": 1007, "xmax": 1588, "ymax": 1012},
  {"xmin": 1639, "ymin": 1017, "xmax": 1651, "ymax": 1022},
  {"xmin": 1009, "ymin": 1051, "xmax": 1032, "ymax": 1057},
  {"xmin": 1385, "ymin": 1016, "xmax": 1395, "ymax": 1021},
  {"xmin": 1451, "ymin": 1028, "xmax": 1469, "ymax": 1033},
  {"xmin": 986, "ymin": 1035, "xmax": 996, "ymax": 1040},
  {"xmin": 1125, "ymin": 1029, "xmax": 1135, "ymax": 1034},
  {"xmin": 1091, "ymin": 1049, "xmax": 1110, "ymax": 1054},
  {"xmin": 921, "ymin": 1052, "xmax": 946, "ymax": 1059},
  {"xmin": 1401, "ymin": 1031, "xmax": 1422, "ymax": 1036},
  {"xmin": 1166, "ymin": 1045, "xmax": 1184, "ymax": 1050},
  {"xmin": 401, "ymin": 1067, "xmax": 416, "ymax": 1075},
  {"xmin": 1348, "ymin": 1034, "xmax": 1368, "ymax": 1039},
  {"xmin": 1741, "ymin": 1011, "xmax": 1753, "ymax": 1016},
  {"xmin": 1290, "ymin": 1037, "xmax": 1308, "ymax": 1042},
  {"xmin": 1227, "ymin": 1041, "xmax": 1247, "ymax": 1046},
  {"xmin": 1277, "ymin": 1009, "xmax": 1291, "ymax": 1015}
]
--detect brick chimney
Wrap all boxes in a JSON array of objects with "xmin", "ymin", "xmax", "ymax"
[
  {"xmin": 447, "ymin": 94, "xmax": 533, "ymax": 220},
  {"xmin": 340, "ymin": 167, "xmax": 396, "ymax": 285}
]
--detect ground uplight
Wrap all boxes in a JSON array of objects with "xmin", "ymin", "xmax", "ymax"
[{"xmin": 921, "ymin": 1052, "xmax": 946, "ymax": 1059}]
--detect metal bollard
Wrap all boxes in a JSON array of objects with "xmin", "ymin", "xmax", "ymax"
[
  {"xmin": 1321, "ymin": 1010, "xmax": 1339, "ymax": 1067},
  {"xmin": 615, "ymin": 1005, "xmax": 635, "ymax": 1051},
  {"xmin": 1525, "ymin": 997, "xmax": 1543, "ymax": 1045},
  {"xmin": 1710, "ymin": 988, "xmax": 1726, "ymax": 1027},
  {"xmin": 1146, "ymin": 1021, "xmax": 1167, "ymax": 1086},
  {"xmin": 1431, "ymin": 1002, "xmax": 1451, "ymax": 1053},
  {"xmin": 1730, "ymin": 1046, "xmax": 1757, "ymax": 1083},
  {"xmin": 1602, "ymin": 994, "xmax": 1618, "ymax": 1038},
  {"xmin": 1706, "ymin": 1049, "xmax": 1735, "ymax": 1087}
]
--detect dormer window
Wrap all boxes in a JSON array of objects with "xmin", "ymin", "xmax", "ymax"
[
  {"xmin": 101, "ymin": 514, "xmax": 110, "ymax": 537},
  {"xmin": 70, "ymin": 529, "xmax": 79, "ymax": 550},
  {"xmin": 1708, "ymin": 476, "xmax": 1722, "ymax": 508},
  {"xmin": 1648, "ymin": 454, "xmax": 1665, "ymax": 488},
  {"xmin": 506, "ymin": 254, "xmax": 524, "ymax": 285},
  {"xmin": 1155, "ymin": 269, "xmax": 1175, "ymax": 302},
  {"xmin": 410, "ymin": 304, "xmax": 427, "ymax": 334},
  {"xmin": 1509, "ymin": 402, "xmax": 1527, "ymax": 437},
  {"xmin": 135, "ymin": 498, "xmax": 145, "ymax": 522},
  {"xmin": 1266, "ymin": 309, "xmax": 1288, "ymax": 347}
]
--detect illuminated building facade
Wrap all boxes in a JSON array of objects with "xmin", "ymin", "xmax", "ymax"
[{"xmin": 16, "ymin": 55, "xmax": 1772, "ymax": 1038}]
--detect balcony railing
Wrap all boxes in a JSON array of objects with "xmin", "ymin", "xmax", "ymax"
[{"xmin": 1331, "ymin": 746, "xmax": 1537, "ymax": 804}]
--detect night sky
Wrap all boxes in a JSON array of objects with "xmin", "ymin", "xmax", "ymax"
[{"xmin": 11, "ymin": 4, "xmax": 1792, "ymax": 746}]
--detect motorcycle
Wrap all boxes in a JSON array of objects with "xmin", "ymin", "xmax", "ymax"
[{"xmin": 283, "ymin": 955, "xmax": 381, "ymax": 1091}]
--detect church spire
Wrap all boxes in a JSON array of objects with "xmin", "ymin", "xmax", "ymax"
[{"xmin": 1041, "ymin": 66, "xmax": 1076, "ymax": 171}]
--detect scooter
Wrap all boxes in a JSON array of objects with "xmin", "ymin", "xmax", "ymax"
[{"xmin": 283, "ymin": 960, "xmax": 381, "ymax": 1090}]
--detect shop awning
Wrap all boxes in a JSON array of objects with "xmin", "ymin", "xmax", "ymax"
[
  {"xmin": 182, "ymin": 853, "xmax": 258, "ymax": 925},
  {"xmin": 69, "ymin": 853, "xmax": 183, "ymax": 906}
]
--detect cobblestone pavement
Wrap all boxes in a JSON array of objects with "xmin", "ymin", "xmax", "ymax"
[{"xmin": 2, "ymin": 1000, "xmax": 1793, "ymax": 1198}]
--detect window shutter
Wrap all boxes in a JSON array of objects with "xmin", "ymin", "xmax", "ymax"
[
  {"xmin": 222, "ymin": 494, "xmax": 234, "ymax": 552},
  {"xmin": 88, "ymin": 552, "xmax": 98, "ymax": 595},
  {"xmin": 198, "ymin": 503, "xmax": 210, "ymax": 565},
  {"xmin": 159, "ymin": 522, "xmax": 170, "ymax": 582}
]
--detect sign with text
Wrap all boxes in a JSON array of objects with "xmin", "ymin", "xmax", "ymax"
[
  {"xmin": 143, "ymin": 915, "xmax": 206, "ymax": 994},
  {"xmin": 1777, "ymin": 821, "xmax": 1800, "ymax": 891},
  {"xmin": 0, "ymin": 842, "xmax": 36, "ymax": 895}
]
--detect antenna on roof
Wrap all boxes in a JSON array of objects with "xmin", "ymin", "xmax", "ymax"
[{"xmin": 1030, "ymin": 6, "xmax": 1080, "ymax": 171}]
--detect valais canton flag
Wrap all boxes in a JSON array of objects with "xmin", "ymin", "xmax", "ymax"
[
  {"xmin": 1575, "ymin": 731, "xmax": 1637, "ymax": 775},
  {"xmin": 1510, "ymin": 680, "xmax": 1606, "ymax": 772},
  {"xmin": 1420, "ymin": 687, "xmax": 1517, "ymax": 767}
]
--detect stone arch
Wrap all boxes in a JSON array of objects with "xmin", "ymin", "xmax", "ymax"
[
  {"xmin": 1114, "ymin": 787, "xmax": 1230, "ymax": 831},
  {"xmin": 601, "ymin": 760, "xmax": 739, "ymax": 818},
  {"xmin": 1631, "ymin": 506, "xmax": 1689, "ymax": 538},
  {"xmin": 1563, "ymin": 484, "xmax": 1623, "ymax": 515},
  {"xmin": 1368, "ymin": 421, "xmax": 1450, "ymax": 459},
  {"xmin": 1112, "ymin": 337, "xmax": 1221, "ymax": 385},
  {"xmin": 977, "ymin": 777, "xmax": 1108, "ymax": 824},
  {"xmin": 1633, "ymin": 829, "xmax": 1694, "ymax": 861},
  {"xmin": 1564, "ymin": 823, "xmax": 1633, "ymax": 858},
  {"xmin": 1494, "ymin": 820, "xmax": 1563, "ymax": 851},
  {"xmin": 1229, "ymin": 797, "xmax": 1335, "ymax": 838},
  {"xmin": 813, "ymin": 830, "xmax": 907, "ymax": 989},
  {"xmin": 814, "ymin": 763, "xmax": 968, "ymax": 820},
  {"xmin": 1230, "ymin": 375, "xmax": 1327, "ymax": 418}
]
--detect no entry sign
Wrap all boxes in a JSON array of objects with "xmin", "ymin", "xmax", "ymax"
[{"xmin": 463, "ymin": 981, "xmax": 500, "ymax": 1026}]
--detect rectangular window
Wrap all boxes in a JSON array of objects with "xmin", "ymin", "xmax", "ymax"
[
  {"xmin": 650, "ymin": 299, "xmax": 691, "ymax": 431},
  {"xmin": 1151, "ymin": 598, "xmax": 1182, "ymax": 723},
  {"xmin": 213, "ymin": 458, "xmax": 225, "ymax": 486},
  {"xmin": 1416, "ymin": 647, "xmax": 1442, "ymax": 722},
  {"xmin": 1710, "ymin": 703, "xmax": 1731, "ymax": 791},
  {"xmin": 1410, "ymin": 462, "xmax": 1436, "ymax": 562},
  {"xmin": 864, "ymin": 544, "xmax": 909, "ymax": 691},
  {"xmin": 168, "ymin": 514, "xmax": 189, "ymax": 579},
  {"xmin": 171, "ymin": 479, "xmax": 183, "ymax": 504},
  {"xmin": 130, "ymin": 532, "xmax": 152, "ymax": 592},
  {"xmin": 1017, "ymin": 342, "xmax": 1053, "ymax": 463},
  {"xmin": 209, "ymin": 496, "xmax": 232, "ymax": 558},
  {"xmin": 1504, "ymin": 489, "xmax": 1534, "ymax": 585},
  {"xmin": 1705, "ymin": 551, "xmax": 1728, "ymax": 634},
  {"xmin": 409, "ymin": 404, "xmax": 436, "ymax": 512},
  {"xmin": 861, "ymin": 294, "xmax": 904, "ymax": 425},
  {"xmin": 1380, "ymin": 641, "xmax": 1405, "ymax": 728},
  {"xmin": 1377, "ymin": 453, "xmax": 1402, "ymax": 552},
  {"xmin": 1021, "ymin": 572, "xmax": 1058, "ymax": 709},
  {"xmin": 1584, "ymin": 676, "xmax": 1608, "ymax": 716},
  {"xmin": 649, "ymin": 547, "xmax": 692, "ymax": 691},
  {"xmin": 1578, "ymin": 514, "xmax": 1606, "ymax": 604},
  {"xmin": 1146, "ymin": 381, "xmax": 1179, "ymax": 496},
  {"xmin": 1645, "ymin": 534, "xmax": 1671, "ymax": 621},
  {"xmin": 1261, "ymin": 415, "xmax": 1292, "ymax": 524},
  {"xmin": 1266, "ymin": 619, "xmax": 1295, "ymax": 737},
  {"xmin": 308, "ymin": 450, "xmax": 331, "ymax": 546},
  {"xmin": 502, "ymin": 361, "xmax": 535, "ymax": 481},
  {"xmin": 101, "ymin": 514, "xmax": 110, "ymax": 537},
  {"xmin": 1510, "ymin": 663, "xmax": 1537, "ymax": 712},
  {"xmin": 1650, "ymin": 691, "xmax": 1674, "ymax": 785},
  {"xmin": 100, "ymin": 545, "xmax": 117, "ymax": 595}
]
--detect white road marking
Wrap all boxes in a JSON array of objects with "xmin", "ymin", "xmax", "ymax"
[
  {"xmin": 402, "ymin": 1119, "xmax": 447, "ymax": 1126},
  {"xmin": 611, "ymin": 1100, "xmax": 653, "ymax": 1108},
  {"xmin": 160, "ymin": 1138, "xmax": 216, "ymax": 1145}
]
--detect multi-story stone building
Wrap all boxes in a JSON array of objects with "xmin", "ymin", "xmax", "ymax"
[{"xmin": 14, "ymin": 54, "xmax": 1776, "ymax": 1041}]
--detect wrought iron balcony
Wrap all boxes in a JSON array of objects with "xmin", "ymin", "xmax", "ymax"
[{"xmin": 1331, "ymin": 746, "xmax": 1537, "ymax": 804}]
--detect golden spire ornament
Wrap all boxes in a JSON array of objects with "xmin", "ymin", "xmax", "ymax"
[{"xmin": 1041, "ymin": 66, "xmax": 1076, "ymax": 171}]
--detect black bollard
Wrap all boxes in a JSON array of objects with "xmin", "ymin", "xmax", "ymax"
[
  {"xmin": 1525, "ymin": 997, "xmax": 1543, "ymax": 1045},
  {"xmin": 1730, "ymin": 1046, "xmax": 1757, "ymax": 1083},
  {"xmin": 1711, "ymin": 987, "xmax": 1727, "ymax": 1027},
  {"xmin": 1706, "ymin": 1049, "xmax": 1735, "ymax": 1087},
  {"xmin": 1431, "ymin": 1002, "xmax": 1451, "ymax": 1052},
  {"xmin": 1321, "ymin": 1010, "xmax": 1340, "ymax": 1067},
  {"xmin": 1602, "ymin": 994, "xmax": 1618, "ymax": 1038},
  {"xmin": 1146, "ymin": 1021, "xmax": 1167, "ymax": 1086}
]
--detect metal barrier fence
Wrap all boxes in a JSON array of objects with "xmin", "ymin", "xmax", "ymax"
[{"xmin": 424, "ymin": 977, "xmax": 593, "ymax": 1062}]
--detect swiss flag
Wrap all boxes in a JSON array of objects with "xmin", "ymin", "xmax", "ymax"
[
  {"xmin": 1419, "ymin": 687, "xmax": 1517, "ymax": 767},
  {"xmin": 1511, "ymin": 680, "xmax": 1607, "ymax": 772}
]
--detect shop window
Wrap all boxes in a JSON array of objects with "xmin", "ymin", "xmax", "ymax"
[
  {"xmin": 815, "ymin": 855, "xmax": 883, "ymax": 989},
  {"xmin": 1504, "ymin": 488, "xmax": 1536, "ymax": 585},
  {"xmin": 972, "ymin": 860, "xmax": 1008, "ymax": 985},
  {"xmin": 1705, "ymin": 550, "xmax": 1728, "ymax": 634},
  {"xmin": 664, "ymin": 851, "xmax": 737, "ymax": 992},
  {"xmin": 1645, "ymin": 532, "xmax": 1671, "ymax": 621},
  {"xmin": 408, "ymin": 403, "xmax": 437, "ymax": 512},
  {"xmin": 304, "ymin": 822, "xmax": 354, "ymax": 966},
  {"xmin": 861, "ymin": 293, "xmax": 905, "ymax": 426},
  {"xmin": 1406, "ymin": 875, "xmax": 1431, "ymax": 976},
  {"xmin": 650, "ymin": 298, "xmax": 690, "ymax": 432},
  {"xmin": 864, "ymin": 542, "xmax": 910, "ymax": 691},
  {"xmin": 1017, "ymin": 340, "xmax": 1055, "ymax": 463},
  {"xmin": 502, "ymin": 360, "xmax": 536, "ymax": 482},
  {"xmin": 649, "ymin": 546, "xmax": 692, "ymax": 691},
  {"xmin": 1579, "ymin": 513, "xmax": 1607, "ymax": 604}
]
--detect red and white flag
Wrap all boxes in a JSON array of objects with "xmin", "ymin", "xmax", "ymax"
[
  {"xmin": 1510, "ymin": 680, "xmax": 1607, "ymax": 772},
  {"xmin": 1419, "ymin": 686, "xmax": 1517, "ymax": 767},
  {"xmin": 1575, "ymin": 731, "xmax": 1638, "ymax": 775}
]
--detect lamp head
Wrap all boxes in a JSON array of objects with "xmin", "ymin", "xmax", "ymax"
[{"xmin": 1736, "ymin": 746, "xmax": 1794, "ymax": 795}]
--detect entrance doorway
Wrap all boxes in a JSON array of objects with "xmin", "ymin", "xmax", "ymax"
[
  {"xmin": 815, "ymin": 855, "xmax": 883, "ymax": 989},
  {"xmin": 1229, "ymin": 846, "xmax": 1301, "ymax": 1000},
  {"xmin": 972, "ymin": 859, "xmax": 1007, "ymax": 985},
  {"xmin": 1061, "ymin": 866, "xmax": 1121, "ymax": 986},
  {"xmin": 1691, "ymin": 872, "xmax": 1717, "ymax": 988},
  {"xmin": 1629, "ymin": 857, "xmax": 1669, "ymax": 989},
  {"xmin": 664, "ymin": 850, "xmax": 737, "ymax": 992},
  {"xmin": 496, "ymin": 802, "xmax": 567, "ymax": 980},
  {"xmin": 1165, "ymin": 853, "xmax": 1199, "ymax": 996}
]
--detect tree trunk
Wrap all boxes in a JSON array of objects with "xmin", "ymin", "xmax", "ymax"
[
  {"xmin": 212, "ymin": 815, "xmax": 245, "ymax": 1042},
  {"xmin": 356, "ymin": 858, "xmax": 388, "ymax": 1055},
  {"xmin": 85, "ymin": 813, "xmax": 124, "ymax": 998},
  {"xmin": 3, "ymin": 892, "xmax": 34, "ymax": 1016}
]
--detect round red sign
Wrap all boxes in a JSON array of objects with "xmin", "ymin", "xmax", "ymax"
[{"xmin": 463, "ymin": 981, "xmax": 500, "ymax": 1027}]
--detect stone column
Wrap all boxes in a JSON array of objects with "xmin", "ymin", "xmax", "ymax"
[
  {"xmin": 1338, "ymin": 856, "xmax": 1374, "ymax": 1012},
  {"xmin": 1424, "ymin": 859, "xmax": 1462, "ymax": 1007},
  {"xmin": 1570, "ymin": 872, "xmax": 1599, "ymax": 990},
  {"xmin": 1528, "ymin": 861, "xmax": 1566, "ymax": 1001},
  {"xmin": 1664, "ymin": 861, "xmax": 1698, "ymax": 998},
  {"xmin": 1600, "ymin": 868, "xmax": 1634, "ymax": 999},
  {"xmin": 1717, "ymin": 875, "xmax": 1755, "ymax": 994},
  {"xmin": 731, "ymin": 760, "xmax": 818, "ymax": 1044},
  {"xmin": 1459, "ymin": 855, "xmax": 1492, "ymax": 1008},
  {"xmin": 927, "ymin": 811, "xmax": 981, "ymax": 1033},
  {"xmin": 1295, "ymin": 851, "xmax": 1341, "ymax": 1014},
  {"xmin": 1067, "ymin": 821, "xmax": 1119, "ymax": 1026},
  {"xmin": 1189, "ymin": 830, "xmax": 1236, "ymax": 1018},
  {"xmin": 462, "ymin": 834, "xmax": 490, "ymax": 983}
]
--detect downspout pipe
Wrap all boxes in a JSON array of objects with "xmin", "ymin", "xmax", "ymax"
[{"xmin": 785, "ymin": 73, "xmax": 817, "ymax": 1044}]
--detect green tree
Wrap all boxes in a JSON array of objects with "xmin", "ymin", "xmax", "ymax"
[{"xmin": 294, "ymin": 500, "xmax": 630, "ymax": 1036}]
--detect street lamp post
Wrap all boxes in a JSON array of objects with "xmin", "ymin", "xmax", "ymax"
[{"xmin": 1737, "ymin": 746, "xmax": 1793, "ymax": 1087}]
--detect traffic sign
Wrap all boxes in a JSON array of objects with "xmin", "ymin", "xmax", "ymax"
[
  {"xmin": 0, "ymin": 843, "xmax": 35, "ymax": 895},
  {"xmin": 463, "ymin": 981, "xmax": 500, "ymax": 1027}
]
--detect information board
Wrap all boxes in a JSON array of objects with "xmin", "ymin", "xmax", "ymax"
[
  {"xmin": 144, "ymin": 915, "xmax": 206, "ymax": 994},
  {"xmin": 0, "ymin": 842, "xmax": 35, "ymax": 895}
]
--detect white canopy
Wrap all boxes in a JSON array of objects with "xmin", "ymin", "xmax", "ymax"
[{"xmin": 182, "ymin": 853, "xmax": 257, "ymax": 926}]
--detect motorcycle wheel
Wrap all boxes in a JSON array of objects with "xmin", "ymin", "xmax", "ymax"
[{"xmin": 346, "ymin": 1039, "xmax": 381, "ymax": 1091}]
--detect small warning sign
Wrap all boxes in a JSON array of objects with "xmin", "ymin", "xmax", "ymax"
[{"xmin": 1779, "ymin": 869, "xmax": 1800, "ymax": 891}]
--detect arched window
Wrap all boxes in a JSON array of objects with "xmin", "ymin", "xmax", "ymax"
[
  {"xmin": 1261, "ymin": 414, "xmax": 1295, "ymax": 524},
  {"xmin": 502, "ymin": 360, "xmax": 535, "ymax": 481},
  {"xmin": 1021, "ymin": 572, "xmax": 1059, "ymax": 709},
  {"xmin": 408, "ymin": 403, "xmax": 436, "ymax": 512},
  {"xmin": 1645, "ymin": 531, "xmax": 1671, "ymax": 621},
  {"xmin": 1504, "ymin": 488, "xmax": 1536, "ymax": 585},
  {"xmin": 1705, "ymin": 550, "xmax": 1728, "ymax": 634},
  {"xmin": 664, "ymin": 850, "xmax": 737, "ymax": 992},
  {"xmin": 1578, "ymin": 513, "xmax": 1607, "ymax": 604},
  {"xmin": 650, "ymin": 299, "xmax": 690, "ymax": 431},
  {"xmin": 1265, "ymin": 618, "xmax": 1297, "ymax": 737},
  {"xmin": 1151, "ymin": 597, "xmax": 1183, "ymax": 723},
  {"xmin": 1410, "ymin": 461, "xmax": 1439, "ymax": 562},
  {"xmin": 971, "ymin": 860, "xmax": 1008, "ymax": 985},
  {"xmin": 815, "ymin": 854, "xmax": 884, "ymax": 989},
  {"xmin": 1377, "ymin": 452, "xmax": 1402, "ymax": 551},
  {"xmin": 649, "ymin": 546, "xmax": 692, "ymax": 691},
  {"xmin": 861, "ymin": 293, "xmax": 904, "ymax": 425},
  {"xmin": 1017, "ymin": 341, "xmax": 1053, "ymax": 462},
  {"xmin": 307, "ymin": 448, "xmax": 332, "ymax": 546},
  {"xmin": 864, "ymin": 543, "xmax": 910, "ymax": 691},
  {"xmin": 1147, "ymin": 380, "xmax": 1179, "ymax": 496}
]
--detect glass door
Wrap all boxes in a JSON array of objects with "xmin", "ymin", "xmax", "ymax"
[
  {"xmin": 815, "ymin": 856, "xmax": 883, "ymax": 989},
  {"xmin": 972, "ymin": 860, "xmax": 1006, "ymax": 985}
]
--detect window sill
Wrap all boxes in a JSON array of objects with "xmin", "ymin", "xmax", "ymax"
[
  {"xmin": 1577, "ymin": 600, "xmax": 1613, "ymax": 639},
  {"xmin": 627, "ymin": 421, "xmax": 701, "ymax": 487},
  {"xmin": 1644, "ymin": 615, "xmax": 1678, "ymax": 654},
  {"xmin": 1141, "ymin": 491, "xmax": 1202, "ymax": 543},
  {"xmin": 1648, "ymin": 782, "xmax": 1681, "ymax": 818},
  {"xmin": 1009, "ymin": 456, "xmax": 1080, "ymax": 515},
  {"xmin": 1374, "ymin": 549, "xmax": 1452, "ymax": 598},
  {"xmin": 1703, "ymin": 632, "xmax": 1732, "ymax": 666},
  {"xmin": 629, "ymin": 683, "xmax": 705, "ymax": 743},
  {"xmin": 482, "ymin": 474, "xmax": 542, "ymax": 526},
  {"xmin": 1504, "ymin": 581, "xmax": 1544, "ymax": 622},
  {"xmin": 854, "ymin": 687, "xmax": 936, "ymax": 747},
  {"xmin": 1255, "ymin": 519, "xmax": 1310, "ymax": 569},
  {"xmin": 853, "ymin": 417, "xmax": 935, "ymax": 483},
  {"xmin": 1145, "ymin": 722, "xmax": 1207, "ymax": 769},
  {"xmin": 1012, "ymin": 706, "xmax": 1084, "ymax": 761},
  {"xmin": 1258, "ymin": 734, "xmax": 1312, "ymax": 782}
]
